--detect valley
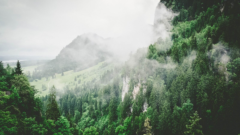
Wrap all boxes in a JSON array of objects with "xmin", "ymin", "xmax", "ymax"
[{"xmin": 1, "ymin": 0, "xmax": 240, "ymax": 135}]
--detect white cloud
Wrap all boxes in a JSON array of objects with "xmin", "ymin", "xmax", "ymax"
[{"xmin": 0, "ymin": 0, "xmax": 159, "ymax": 59}]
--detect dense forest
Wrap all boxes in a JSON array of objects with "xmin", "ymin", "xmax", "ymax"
[{"xmin": 1, "ymin": 0, "xmax": 240, "ymax": 135}]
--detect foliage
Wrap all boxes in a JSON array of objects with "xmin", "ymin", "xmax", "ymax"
[
  {"xmin": 115, "ymin": 116, "xmax": 132, "ymax": 135},
  {"xmin": 83, "ymin": 126, "xmax": 99, "ymax": 135},
  {"xmin": 15, "ymin": 60, "xmax": 23, "ymax": 75},
  {"xmin": 24, "ymin": 117, "xmax": 48, "ymax": 135},
  {"xmin": 0, "ymin": 110, "xmax": 18, "ymax": 134},
  {"xmin": 143, "ymin": 117, "xmax": 152, "ymax": 135},
  {"xmin": 184, "ymin": 111, "xmax": 203, "ymax": 135},
  {"xmin": 1, "ymin": 0, "xmax": 240, "ymax": 134},
  {"xmin": 55, "ymin": 116, "xmax": 71, "ymax": 135},
  {"xmin": 46, "ymin": 86, "xmax": 60, "ymax": 121}
]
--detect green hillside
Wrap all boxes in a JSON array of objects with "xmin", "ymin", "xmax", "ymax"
[
  {"xmin": 23, "ymin": 61, "xmax": 114, "ymax": 97},
  {"xmin": 1, "ymin": 0, "xmax": 240, "ymax": 135}
]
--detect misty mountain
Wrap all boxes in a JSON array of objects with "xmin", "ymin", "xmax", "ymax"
[{"xmin": 39, "ymin": 33, "xmax": 112, "ymax": 76}]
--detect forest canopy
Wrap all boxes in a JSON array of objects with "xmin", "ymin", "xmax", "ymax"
[{"xmin": 1, "ymin": 0, "xmax": 240, "ymax": 135}]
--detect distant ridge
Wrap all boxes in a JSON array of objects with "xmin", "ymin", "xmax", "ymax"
[{"xmin": 39, "ymin": 33, "xmax": 112, "ymax": 76}]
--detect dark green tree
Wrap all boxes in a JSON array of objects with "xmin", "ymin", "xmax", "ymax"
[
  {"xmin": 74, "ymin": 111, "xmax": 81, "ymax": 123},
  {"xmin": 15, "ymin": 60, "xmax": 23, "ymax": 75},
  {"xmin": 115, "ymin": 116, "xmax": 132, "ymax": 135},
  {"xmin": 190, "ymin": 34, "xmax": 197, "ymax": 50},
  {"xmin": 151, "ymin": 110, "xmax": 159, "ymax": 134},
  {"xmin": 227, "ymin": 58, "xmax": 240, "ymax": 82},
  {"xmin": 83, "ymin": 126, "xmax": 99, "ymax": 135},
  {"xmin": 77, "ymin": 98, "xmax": 83, "ymax": 115},
  {"xmin": 109, "ymin": 96, "xmax": 118, "ymax": 124},
  {"xmin": 46, "ymin": 86, "xmax": 60, "ymax": 121},
  {"xmin": 121, "ymin": 93, "xmax": 132, "ymax": 119},
  {"xmin": 0, "ymin": 61, "xmax": 7, "ymax": 76},
  {"xmin": 0, "ymin": 92, "xmax": 18, "ymax": 134},
  {"xmin": 70, "ymin": 98, "xmax": 76, "ymax": 116}
]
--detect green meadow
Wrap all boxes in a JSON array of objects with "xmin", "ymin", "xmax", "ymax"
[{"xmin": 23, "ymin": 61, "xmax": 113, "ymax": 97}]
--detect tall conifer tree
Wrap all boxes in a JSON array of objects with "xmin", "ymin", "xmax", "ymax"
[
  {"xmin": 0, "ymin": 61, "xmax": 7, "ymax": 76},
  {"xmin": 109, "ymin": 96, "xmax": 118, "ymax": 125},
  {"xmin": 15, "ymin": 60, "xmax": 22, "ymax": 75},
  {"xmin": 46, "ymin": 86, "xmax": 60, "ymax": 121},
  {"xmin": 190, "ymin": 34, "xmax": 197, "ymax": 50}
]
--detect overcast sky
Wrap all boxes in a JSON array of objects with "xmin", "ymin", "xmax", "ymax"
[{"xmin": 0, "ymin": 0, "xmax": 159, "ymax": 60}]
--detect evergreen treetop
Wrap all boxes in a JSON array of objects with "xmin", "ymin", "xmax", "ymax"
[
  {"xmin": 15, "ymin": 60, "xmax": 22, "ymax": 75},
  {"xmin": 46, "ymin": 86, "xmax": 60, "ymax": 121},
  {"xmin": 185, "ymin": 111, "xmax": 203, "ymax": 135},
  {"xmin": 143, "ymin": 117, "xmax": 152, "ymax": 135}
]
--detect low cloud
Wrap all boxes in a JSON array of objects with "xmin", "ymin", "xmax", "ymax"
[{"xmin": 0, "ymin": 0, "xmax": 160, "ymax": 60}]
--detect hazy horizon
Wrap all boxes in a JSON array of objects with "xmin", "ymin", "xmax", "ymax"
[{"xmin": 0, "ymin": 0, "xmax": 160, "ymax": 60}]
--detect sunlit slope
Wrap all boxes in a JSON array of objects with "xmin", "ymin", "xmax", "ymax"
[{"xmin": 25, "ymin": 61, "xmax": 113, "ymax": 97}]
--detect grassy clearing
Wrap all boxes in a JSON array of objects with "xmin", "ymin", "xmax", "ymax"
[{"xmin": 24, "ymin": 61, "xmax": 113, "ymax": 97}]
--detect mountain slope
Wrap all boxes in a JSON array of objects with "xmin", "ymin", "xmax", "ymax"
[{"xmin": 39, "ymin": 34, "xmax": 112, "ymax": 77}]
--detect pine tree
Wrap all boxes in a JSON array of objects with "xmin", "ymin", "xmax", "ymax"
[
  {"xmin": 184, "ymin": 111, "xmax": 203, "ymax": 135},
  {"xmin": 109, "ymin": 96, "xmax": 118, "ymax": 124},
  {"xmin": 15, "ymin": 60, "xmax": 23, "ymax": 75},
  {"xmin": 62, "ymin": 98, "xmax": 69, "ymax": 116},
  {"xmin": 70, "ymin": 98, "xmax": 76, "ymax": 116},
  {"xmin": 0, "ymin": 61, "xmax": 7, "ymax": 76},
  {"xmin": 94, "ymin": 100, "xmax": 97, "ymax": 110},
  {"xmin": 121, "ymin": 93, "xmax": 132, "ymax": 119},
  {"xmin": 77, "ymin": 98, "xmax": 83, "ymax": 115},
  {"xmin": 190, "ymin": 34, "xmax": 197, "ymax": 50},
  {"xmin": 132, "ymin": 103, "xmax": 139, "ymax": 120},
  {"xmin": 74, "ymin": 111, "xmax": 81, "ymax": 123},
  {"xmin": 152, "ymin": 110, "xmax": 159, "ymax": 134},
  {"xmin": 143, "ymin": 117, "xmax": 152, "ymax": 135},
  {"xmin": 46, "ymin": 86, "xmax": 60, "ymax": 121},
  {"xmin": 99, "ymin": 99, "xmax": 102, "ymax": 112}
]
